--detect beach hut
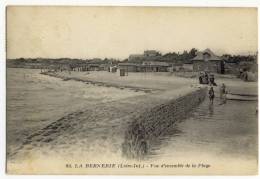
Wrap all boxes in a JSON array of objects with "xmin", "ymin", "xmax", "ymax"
[
  {"xmin": 142, "ymin": 61, "xmax": 170, "ymax": 72},
  {"xmin": 118, "ymin": 63, "xmax": 139, "ymax": 72},
  {"xmin": 120, "ymin": 69, "xmax": 126, "ymax": 76},
  {"xmin": 192, "ymin": 48, "xmax": 225, "ymax": 74}
]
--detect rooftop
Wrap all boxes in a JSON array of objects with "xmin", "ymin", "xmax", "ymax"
[{"xmin": 192, "ymin": 48, "xmax": 222, "ymax": 61}]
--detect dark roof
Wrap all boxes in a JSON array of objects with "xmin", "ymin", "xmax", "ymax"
[{"xmin": 192, "ymin": 48, "xmax": 222, "ymax": 61}]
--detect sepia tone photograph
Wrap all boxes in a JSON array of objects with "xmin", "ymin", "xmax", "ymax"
[{"xmin": 6, "ymin": 6, "xmax": 258, "ymax": 175}]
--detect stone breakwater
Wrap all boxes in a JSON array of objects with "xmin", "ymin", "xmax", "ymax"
[{"xmin": 122, "ymin": 87, "xmax": 207, "ymax": 159}]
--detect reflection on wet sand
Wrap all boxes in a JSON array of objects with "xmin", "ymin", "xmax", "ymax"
[{"xmin": 148, "ymin": 98, "xmax": 257, "ymax": 162}]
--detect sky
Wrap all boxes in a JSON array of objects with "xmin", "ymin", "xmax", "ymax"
[{"xmin": 7, "ymin": 6, "xmax": 258, "ymax": 59}]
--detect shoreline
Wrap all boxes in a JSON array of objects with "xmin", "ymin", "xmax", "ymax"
[{"xmin": 41, "ymin": 71, "xmax": 162, "ymax": 93}]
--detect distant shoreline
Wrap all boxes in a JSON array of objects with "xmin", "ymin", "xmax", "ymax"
[{"xmin": 41, "ymin": 71, "xmax": 161, "ymax": 93}]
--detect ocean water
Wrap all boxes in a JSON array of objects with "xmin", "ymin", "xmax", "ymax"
[{"xmin": 6, "ymin": 68, "xmax": 144, "ymax": 153}]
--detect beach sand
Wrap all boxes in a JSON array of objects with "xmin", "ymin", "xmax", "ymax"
[{"xmin": 7, "ymin": 70, "xmax": 258, "ymax": 174}]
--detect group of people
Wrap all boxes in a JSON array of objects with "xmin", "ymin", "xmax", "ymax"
[
  {"xmin": 199, "ymin": 72, "xmax": 217, "ymax": 86},
  {"xmin": 198, "ymin": 71, "xmax": 227, "ymax": 104},
  {"xmin": 209, "ymin": 83, "xmax": 227, "ymax": 104}
]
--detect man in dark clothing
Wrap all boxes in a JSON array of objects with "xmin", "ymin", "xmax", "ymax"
[
  {"xmin": 209, "ymin": 74, "xmax": 217, "ymax": 86},
  {"xmin": 205, "ymin": 72, "xmax": 209, "ymax": 84},
  {"xmin": 209, "ymin": 86, "xmax": 215, "ymax": 104}
]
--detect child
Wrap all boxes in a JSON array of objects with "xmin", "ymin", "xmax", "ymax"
[{"xmin": 209, "ymin": 86, "xmax": 215, "ymax": 104}]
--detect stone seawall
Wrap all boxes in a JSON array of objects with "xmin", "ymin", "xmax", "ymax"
[{"xmin": 122, "ymin": 87, "xmax": 207, "ymax": 159}]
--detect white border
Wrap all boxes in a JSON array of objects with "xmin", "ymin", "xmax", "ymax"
[
  {"xmin": 0, "ymin": 0, "xmax": 259, "ymax": 7},
  {"xmin": 0, "ymin": 0, "xmax": 259, "ymax": 179}
]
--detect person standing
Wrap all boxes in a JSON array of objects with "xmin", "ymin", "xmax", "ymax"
[
  {"xmin": 209, "ymin": 86, "xmax": 215, "ymax": 104},
  {"xmin": 209, "ymin": 74, "xmax": 217, "ymax": 86},
  {"xmin": 205, "ymin": 72, "xmax": 209, "ymax": 84},
  {"xmin": 219, "ymin": 83, "xmax": 227, "ymax": 104},
  {"xmin": 199, "ymin": 72, "xmax": 203, "ymax": 84}
]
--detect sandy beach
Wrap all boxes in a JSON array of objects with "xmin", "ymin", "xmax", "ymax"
[
  {"xmin": 42, "ymin": 70, "xmax": 258, "ymax": 95},
  {"xmin": 7, "ymin": 69, "xmax": 258, "ymax": 174}
]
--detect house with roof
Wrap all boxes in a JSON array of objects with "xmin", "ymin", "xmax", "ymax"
[
  {"xmin": 118, "ymin": 61, "xmax": 170, "ymax": 72},
  {"xmin": 87, "ymin": 63, "xmax": 101, "ymax": 71},
  {"xmin": 118, "ymin": 63, "xmax": 139, "ymax": 72},
  {"xmin": 192, "ymin": 48, "xmax": 225, "ymax": 74},
  {"xmin": 142, "ymin": 61, "xmax": 170, "ymax": 72}
]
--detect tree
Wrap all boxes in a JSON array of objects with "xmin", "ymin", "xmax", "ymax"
[{"xmin": 189, "ymin": 48, "xmax": 198, "ymax": 58}]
